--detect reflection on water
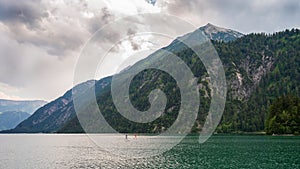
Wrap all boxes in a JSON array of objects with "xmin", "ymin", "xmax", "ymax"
[
  {"xmin": 88, "ymin": 134, "xmax": 188, "ymax": 158},
  {"xmin": 0, "ymin": 134, "xmax": 299, "ymax": 168}
]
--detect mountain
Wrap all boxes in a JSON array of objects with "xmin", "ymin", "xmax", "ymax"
[
  {"xmin": 0, "ymin": 111, "xmax": 30, "ymax": 130},
  {"xmin": 5, "ymin": 78, "xmax": 111, "ymax": 133},
  {"xmin": 0, "ymin": 99, "xmax": 47, "ymax": 114},
  {"xmin": 215, "ymin": 30, "xmax": 300, "ymax": 133},
  {"xmin": 5, "ymin": 23, "xmax": 240, "ymax": 134},
  {"xmin": 5, "ymin": 25, "xmax": 300, "ymax": 134},
  {"xmin": 59, "ymin": 29, "xmax": 299, "ymax": 134},
  {"xmin": 145, "ymin": 0, "xmax": 156, "ymax": 5},
  {"xmin": 199, "ymin": 23, "xmax": 244, "ymax": 42},
  {"xmin": 0, "ymin": 99, "xmax": 46, "ymax": 131}
]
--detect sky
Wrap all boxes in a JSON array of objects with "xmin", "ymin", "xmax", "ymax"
[{"xmin": 0, "ymin": 0, "xmax": 299, "ymax": 101}]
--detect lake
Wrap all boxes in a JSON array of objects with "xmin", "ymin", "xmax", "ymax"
[{"xmin": 0, "ymin": 134, "xmax": 299, "ymax": 168}]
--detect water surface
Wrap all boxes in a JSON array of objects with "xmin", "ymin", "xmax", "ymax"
[{"xmin": 0, "ymin": 134, "xmax": 299, "ymax": 168}]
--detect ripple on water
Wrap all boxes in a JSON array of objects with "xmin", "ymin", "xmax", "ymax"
[{"xmin": 0, "ymin": 135, "xmax": 299, "ymax": 168}]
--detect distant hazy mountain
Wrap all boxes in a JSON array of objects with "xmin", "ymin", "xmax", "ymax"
[
  {"xmin": 199, "ymin": 23, "xmax": 244, "ymax": 42},
  {"xmin": 0, "ymin": 111, "xmax": 30, "ymax": 130},
  {"xmin": 6, "ymin": 79, "xmax": 111, "ymax": 133},
  {"xmin": 0, "ymin": 99, "xmax": 46, "ymax": 131},
  {"xmin": 0, "ymin": 99, "xmax": 47, "ymax": 115}
]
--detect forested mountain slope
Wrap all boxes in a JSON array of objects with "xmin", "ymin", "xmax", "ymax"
[{"xmin": 60, "ymin": 29, "xmax": 300, "ymax": 133}]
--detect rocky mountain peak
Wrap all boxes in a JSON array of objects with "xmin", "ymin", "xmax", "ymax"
[
  {"xmin": 199, "ymin": 23, "xmax": 244, "ymax": 42},
  {"xmin": 145, "ymin": 0, "xmax": 156, "ymax": 6}
]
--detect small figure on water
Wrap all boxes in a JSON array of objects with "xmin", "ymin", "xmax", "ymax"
[{"xmin": 125, "ymin": 134, "xmax": 128, "ymax": 140}]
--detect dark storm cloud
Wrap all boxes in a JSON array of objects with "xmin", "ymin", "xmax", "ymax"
[
  {"xmin": 0, "ymin": 0, "xmax": 121, "ymax": 100},
  {"xmin": 0, "ymin": 0, "xmax": 75, "ymax": 56},
  {"xmin": 0, "ymin": 0, "xmax": 47, "ymax": 28},
  {"xmin": 0, "ymin": 1, "xmax": 120, "ymax": 56}
]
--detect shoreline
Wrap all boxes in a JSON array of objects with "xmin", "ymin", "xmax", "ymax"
[{"xmin": 0, "ymin": 132, "xmax": 299, "ymax": 136}]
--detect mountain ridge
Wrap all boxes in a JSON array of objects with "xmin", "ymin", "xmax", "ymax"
[
  {"xmin": 0, "ymin": 99, "xmax": 46, "ymax": 131},
  {"xmin": 60, "ymin": 28, "xmax": 299, "ymax": 133},
  {"xmin": 0, "ymin": 111, "xmax": 30, "ymax": 130},
  {"xmin": 4, "ymin": 25, "xmax": 299, "ymax": 134},
  {"xmin": 0, "ymin": 99, "xmax": 47, "ymax": 115},
  {"xmin": 199, "ymin": 23, "xmax": 244, "ymax": 42},
  {"xmin": 4, "ymin": 78, "xmax": 111, "ymax": 133}
]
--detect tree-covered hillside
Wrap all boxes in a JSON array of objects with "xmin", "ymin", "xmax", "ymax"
[
  {"xmin": 216, "ymin": 29, "xmax": 300, "ymax": 133},
  {"xmin": 58, "ymin": 29, "xmax": 300, "ymax": 134},
  {"xmin": 265, "ymin": 95, "xmax": 300, "ymax": 135}
]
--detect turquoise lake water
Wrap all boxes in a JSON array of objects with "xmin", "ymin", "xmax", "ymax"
[{"xmin": 0, "ymin": 134, "xmax": 299, "ymax": 168}]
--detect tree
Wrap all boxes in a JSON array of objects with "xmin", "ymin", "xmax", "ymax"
[{"xmin": 265, "ymin": 95, "xmax": 300, "ymax": 135}]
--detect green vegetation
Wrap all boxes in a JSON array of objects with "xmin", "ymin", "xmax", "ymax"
[
  {"xmin": 59, "ymin": 29, "xmax": 300, "ymax": 134},
  {"xmin": 216, "ymin": 29, "xmax": 300, "ymax": 133},
  {"xmin": 265, "ymin": 95, "xmax": 300, "ymax": 135}
]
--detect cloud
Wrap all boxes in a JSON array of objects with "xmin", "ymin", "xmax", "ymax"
[
  {"xmin": 0, "ymin": 0, "xmax": 299, "ymax": 101},
  {"xmin": 161, "ymin": 0, "xmax": 300, "ymax": 33},
  {"xmin": 87, "ymin": 7, "xmax": 115, "ymax": 34},
  {"xmin": 0, "ymin": 0, "xmax": 84, "ymax": 56},
  {"xmin": 0, "ymin": 28, "xmax": 76, "ymax": 100},
  {"xmin": 0, "ymin": 0, "xmax": 119, "ymax": 56},
  {"xmin": 127, "ymin": 28, "xmax": 141, "ymax": 51},
  {"xmin": 0, "ymin": 91, "xmax": 22, "ymax": 100},
  {"xmin": 0, "ymin": 0, "xmax": 159, "ymax": 101},
  {"xmin": 0, "ymin": 83, "xmax": 23, "ymax": 100},
  {"xmin": 0, "ymin": 0, "xmax": 48, "ymax": 28}
]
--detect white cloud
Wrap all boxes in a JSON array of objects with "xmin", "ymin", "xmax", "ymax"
[
  {"xmin": 103, "ymin": 0, "xmax": 160, "ymax": 15},
  {"xmin": 0, "ymin": 83, "xmax": 23, "ymax": 100},
  {"xmin": 160, "ymin": 0, "xmax": 300, "ymax": 33}
]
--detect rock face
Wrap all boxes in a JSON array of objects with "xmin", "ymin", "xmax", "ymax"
[
  {"xmin": 169, "ymin": 23, "xmax": 267, "ymax": 101},
  {"xmin": 230, "ymin": 53, "xmax": 274, "ymax": 100},
  {"xmin": 199, "ymin": 23, "xmax": 244, "ymax": 42}
]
